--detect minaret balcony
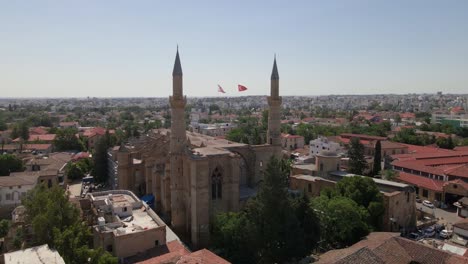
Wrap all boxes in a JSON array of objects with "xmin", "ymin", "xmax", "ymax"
[
  {"xmin": 267, "ymin": 96, "xmax": 282, "ymax": 106},
  {"xmin": 169, "ymin": 96, "xmax": 187, "ymax": 108}
]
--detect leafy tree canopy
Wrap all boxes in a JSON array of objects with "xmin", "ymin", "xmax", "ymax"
[
  {"xmin": 22, "ymin": 184, "xmax": 117, "ymax": 264},
  {"xmin": 0, "ymin": 154, "xmax": 24, "ymax": 176}
]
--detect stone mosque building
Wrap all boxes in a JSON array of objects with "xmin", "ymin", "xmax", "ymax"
[{"xmin": 111, "ymin": 49, "xmax": 283, "ymax": 247}]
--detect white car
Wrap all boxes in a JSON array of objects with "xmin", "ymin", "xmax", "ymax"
[
  {"xmin": 440, "ymin": 230, "xmax": 452, "ymax": 239},
  {"xmin": 423, "ymin": 200, "xmax": 434, "ymax": 208}
]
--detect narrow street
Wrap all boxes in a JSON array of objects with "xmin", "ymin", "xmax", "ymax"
[{"xmin": 417, "ymin": 202, "xmax": 463, "ymax": 229}]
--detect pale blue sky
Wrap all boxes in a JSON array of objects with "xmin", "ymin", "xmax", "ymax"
[{"xmin": 1, "ymin": 0, "xmax": 467, "ymax": 97}]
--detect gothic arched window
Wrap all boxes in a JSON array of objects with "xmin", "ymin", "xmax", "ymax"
[{"xmin": 211, "ymin": 167, "xmax": 222, "ymax": 200}]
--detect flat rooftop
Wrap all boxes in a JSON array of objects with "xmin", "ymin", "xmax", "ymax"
[
  {"xmin": 89, "ymin": 191, "xmax": 163, "ymax": 236},
  {"xmin": 329, "ymin": 171, "xmax": 410, "ymax": 189},
  {"xmin": 3, "ymin": 244, "xmax": 65, "ymax": 264}
]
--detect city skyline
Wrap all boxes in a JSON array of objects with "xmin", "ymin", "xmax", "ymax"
[{"xmin": 1, "ymin": 1, "xmax": 468, "ymax": 98}]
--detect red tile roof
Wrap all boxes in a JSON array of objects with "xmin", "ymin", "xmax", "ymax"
[
  {"xmin": 338, "ymin": 137, "xmax": 371, "ymax": 145},
  {"xmin": 178, "ymin": 249, "xmax": 231, "ymax": 264},
  {"xmin": 82, "ymin": 127, "xmax": 115, "ymax": 138},
  {"xmin": 72, "ymin": 152, "xmax": 90, "ymax": 161},
  {"xmin": 446, "ymin": 164, "xmax": 468, "ymax": 178},
  {"xmin": 318, "ymin": 232, "xmax": 468, "ymax": 264},
  {"xmin": 281, "ymin": 133, "xmax": 304, "ymax": 139},
  {"xmin": 392, "ymin": 156, "xmax": 468, "ymax": 178},
  {"xmin": 366, "ymin": 140, "xmax": 408, "ymax": 150},
  {"xmin": 29, "ymin": 127, "xmax": 49, "ymax": 135},
  {"xmin": 133, "ymin": 241, "xmax": 230, "ymax": 264},
  {"xmin": 444, "ymin": 179, "xmax": 468, "ymax": 191},
  {"xmin": 59, "ymin": 121, "xmax": 79, "ymax": 126},
  {"xmin": 396, "ymin": 172, "xmax": 444, "ymax": 192},
  {"xmin": 392, "ymin": 148, "xmax": 468, "ymax": 161},
  {"xmin": 24, "ymin": 144, "xmax": 52, "ymax": 150},
  {"xmin": 455, "ymin": 146, "xmax": 468, "ymax": 152},
  {"xmin": 340, "ymin": 133, "xmax": 387, "ymax": 141},
  {"xmin": 400, "ymin": 112, "xmax": 416, "ymax": 119},
  {"xmin": 14, "ymin": 134, "xmax": 56, "ymax": 142},
  {"xmin": 134, "ymin": 240, "xmax": 190, "ymax": 264}
]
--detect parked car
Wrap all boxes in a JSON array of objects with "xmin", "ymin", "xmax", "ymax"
[
  {"xmin": 423, "ymin": 200, "xmax": 434, "ymax": 208},
  {"xmin": 408, "ymin": 232, "xmax": 421, "ymax": 240},
  {"xmin": 416, "ymin": 196, "xmax": 422, "ymax": 203},
  {"xmin": 440, "ymin": 229, "xmax": 452, "ymax": 239},
  {"xmin": 424, "ymin": 226, "xmax": 436, "ymax": 237},
  {"xmin": 435, "ymin": 224, "xmax": 445, "ymax": 232}
]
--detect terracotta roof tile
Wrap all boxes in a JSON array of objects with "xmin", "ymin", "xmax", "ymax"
[
  {"xmin": 317, "ymin": 232, "xmax": 468, "ymax": 264},
  {"xmin": 396, "ymin": 172, "xmax": 444, "ymax": 192}
]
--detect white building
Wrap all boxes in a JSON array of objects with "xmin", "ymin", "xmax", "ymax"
[
  {"xmin": 3, "ymin": 244, "xmax": 65, "ymax": 264},
  {"xmin": 84, "ymin": 190, "xmax": 179, "ymax": 259},
  {"xmin": 309, "ymin": 137, "xmax": 341, "ymax": 157},
  {"xmin": 190, "ymin": 123, "xmax": 236, "ymax": 137},
  {"xmin": 0, "ymin": 175, "xmax": 36, "ymax": 210}
]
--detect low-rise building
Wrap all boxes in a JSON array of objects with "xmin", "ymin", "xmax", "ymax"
[
  {"xmin": 317, "ymin": 232, "xmax": 468, "ymax": 263},
  {"xmin": 59, "ymin": 121, "xmax": 80, "ymax": 129},
  {"xmin": 281, "ymin": 133, "xmax": 305, "ymax": 150},
  {"xmin": 290, "ymin": 150, "xmax": 416, "ymax": 233},
  {"xmin": 81, "ymin": 190, "xmax": 171, "ymax": 259},
  {"xmin": 190, "ymin": 122, "xmax": 236, "ymax": 137},
  {"xmin": 456, "ymin": 197, "xmax": 468, "ymax": 218},
  {"xmin": 452, "ymin": 218, "xmax": 468, "ymax": 247},
  {"xmin": 364, "ymin": 140, "xmax": 408, "ymax": 157},
  {"xmin": 0, "ymin": 175, "xmax": 36, "ymax": 217},
  {"xmin": 390, "ymin": 150, "xmax": 468, "ymax": 206},
  {"xmin": 0, "ymin": 153, "xmax": 72, "ymax": 217},
  {"xmin": 309, "ymin": 136, "xmax": 341, "ymax": 157},
  {"xmin": 2, "ymin": 244, "xmax": 65, "ymax": 264}
]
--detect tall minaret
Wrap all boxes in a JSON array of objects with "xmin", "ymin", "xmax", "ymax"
[
  {"xmin": 267, "ymin": 55, "xmax": 282, "ymax": 146},
  {"xmin": 169, "ymin": 47, "xmax": 187, "ymax": 234}
]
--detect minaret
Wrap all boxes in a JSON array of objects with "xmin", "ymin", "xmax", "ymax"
[
  {"xmin": 169, "ymin": 47, "xmax": 187, "ymax": 234},
  {"xmin": 267, "ymin": 55, "xmax": 282, "ymax": 146}
]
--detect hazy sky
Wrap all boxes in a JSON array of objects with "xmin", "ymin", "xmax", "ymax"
[{"xmin": 1, "ymin": 0, "xmax": 468, "ymax": 98}]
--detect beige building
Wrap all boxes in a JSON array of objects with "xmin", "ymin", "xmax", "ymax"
[
  {"xmin": 289, "ymin": 152, "xmax": 416, "ymax": 233},
  {"xmin": 81, "ymin": 190, "xmax": 171, "ymax": 259},
  {"xmin": 281, "ymin": 133, "xmax": 305, "ymax": 150},
  {"xmin": 112, "ymin": 50, "xmax": 282, "ymax": 248}
]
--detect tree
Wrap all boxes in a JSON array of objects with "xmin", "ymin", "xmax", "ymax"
[
  {"xmin": 394, "ymin": 114, "xmax": 402, "ymax": 124},
  {"xmin": 311, "ymin": 195, "xmax": 369, "ymax": 250},
  {"xmin": 335, "ymin": 176, "xmax": 385, "ymax": 231},
  {"xmin": 11, "ymin": 125, "xmax": 19, "ymax": 140},
  {"xmin": 348, "ymin": 137, "xmax": 367, "ymax": 175},
  {"xmin": 65, "ymin": 163, "xmax": 85, "ymax": 181},
  {"xmin": 382, "ymin": 170, "xmax": 397, "ymax": 181},
  {"xmin": 0, "ymin": 219, "xmax": 10, "ymax": 237},
  {"xmin": 244, "ymin": 156, "xmax": 308, "ymax": 263},
  {"xmin": 212, "ymin": 156, "xmax": 319, "ymax": 263},
  {"xmin": 292, "ymin": 193, "xmax": 320, "ymax": 250},
  {"xmin": 19, "ymin": 122, "xmax": 29, "ymax": 141},
  {"xmin": 372, "ymin": 140, "xmax": 382, "ymax": 176},
  {"xmin": 0, "ymin": 154, "xmax": 24, "ymax": 176},
  {"xmin": 22, "ymin": 184, "xmax": 117, "ymax": 264},
  {"xmin": 0, "ymin": 118, "xmax": 7, "ymax": 131},
  {"xmin": 436, "ymin": 136, "xmax": 455, "ymax": 150},
  {"xmin": 93, "ymin": 137, "xmax": 109, "ymax": 183},
  {"xmin": 212, "ymin": 212, "xmax": 258, "ymax": 264},
  {"xmin": 296, "ymin": 123, "xmax": 315, "ymax": 143},
  {"xmin": 54, "ymin": 128, "xmax": 84, "ymax": 151}
]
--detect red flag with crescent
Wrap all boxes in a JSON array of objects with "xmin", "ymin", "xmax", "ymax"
[{"xmin": 238, "ymin": 84, "xmax": 248, "ymax": 92}]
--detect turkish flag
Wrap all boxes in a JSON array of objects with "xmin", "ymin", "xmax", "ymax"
[
  {"xmin": 238, "ymin": 84, "xmax": 248, "ymax": 92},
  {"xmin": 218, "ymin": 85, "xmax": 226, "ymax": 93}
]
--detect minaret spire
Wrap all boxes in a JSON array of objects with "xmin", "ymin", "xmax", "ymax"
[
  {"xmin": 267, "ymin": 55, "xmax": 282, "ymax": 147},
  {"xmin": 173, "ymin": 46, "xmax": 183, "ymax": 77},
  {"xmin": 271, "ymin": 54, "xmax": 279, "ymax": 81}
]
